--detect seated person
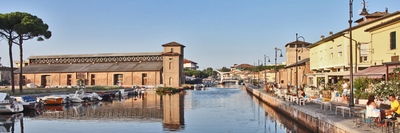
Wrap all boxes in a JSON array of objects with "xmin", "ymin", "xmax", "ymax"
[
  {"xmin": 381, "ymin": 94, "xmax": 400, "ymax": 126},
  {"xmin": 385, "ymin": 94, "xmax": 400, "ymax": 118},
  {"xmin": 299, "ymin": 89, "xmax": 305, "ymax": 98},
  {"xmin": 366, "ymin": 96, "xmax": 378, "ymax": 121}
]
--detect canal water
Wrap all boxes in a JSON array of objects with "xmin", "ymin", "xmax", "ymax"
[{"xmin": 5, "ymin": 85, "xmax": 311, "ymax": 133}]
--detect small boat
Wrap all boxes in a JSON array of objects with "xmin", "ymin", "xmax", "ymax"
[
  {"xmin": 60, "ymin": 94, "xmax": 83, "ymax": 103},
  {"xmin": 0, "ymin": 93, "xmax": 24, "ymax": 113},
  {"xmin": 74, "ymin": 89, "xmax": 103, "ymax": 102},
  {"xmin": 14, "ymin": 97, "xmax": 38, "ymax": 110},
  {"xmin": 114, "ymin": 89, "xmax": 128, "ymax": 97},
  {"xmin": 37, "ymin": 96, "xmax": 64, "ymax": 105}
]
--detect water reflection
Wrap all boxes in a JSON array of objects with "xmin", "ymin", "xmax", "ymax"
[
  {"xmin": 1, "ymin": 86, "xmax": 313, "ymax": 132},
  {"xmin": 0, "ymin": 113, "xmax": 23, "ymax": 132},
  {"xmin": 250, "ymin": 93, "xmax": 312, "ymax": 133},
  {"xmin": 1, "ymin": 91, "xmax": 185, "ymax": 133}
]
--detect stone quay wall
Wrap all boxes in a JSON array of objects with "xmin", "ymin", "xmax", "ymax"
[{"xmin": 245, "ymin": 85, "xmax": 350, "ymax": 133}]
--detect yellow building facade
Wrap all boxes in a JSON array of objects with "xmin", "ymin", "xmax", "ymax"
[
  {"xmin": 307, "ymin": 11, "xmax": 400, "ymax": 87},
  {"xmin": 366, "ymin": 17, "xmax": 400, "ymax": 64}
]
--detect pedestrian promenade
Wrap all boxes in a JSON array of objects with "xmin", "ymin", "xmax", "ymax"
[{"xmin": 246, "ymin": 84, "xmax": 399, "ymax": 133}]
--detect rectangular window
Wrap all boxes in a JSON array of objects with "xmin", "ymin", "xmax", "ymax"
[
  {"xmin": 360, "ymin": 43, "xmax": 368, "ymax": 63},
  {"xmin": 391, "ymin": 31, "xmax": 396, "ymax": 50},
  {"xmin": 320, "ymin": 51, "xmax": 323, "ymax": 60},
  {"xmin": 290, "ymin": 44, "xmax": 295, "ymax": 48},
  {"xmin": 338, "ymin": 45, "xmax": 342, "ymax": 57},
  {"xmin": 330, "ymin": 48, "xmax": 333, "ymax": 59}
]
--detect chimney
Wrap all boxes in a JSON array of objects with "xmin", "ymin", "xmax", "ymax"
[
  {"xmin": 329, "ymin": 31, "xmax": 333, "ymax": 36},
  {"xmin": 321, "ymin": 35, "xmax": 325, "ymax": 40},
  {"xmin": 386, "ymin": 7, "xmax": 388, "ymax": 13}
]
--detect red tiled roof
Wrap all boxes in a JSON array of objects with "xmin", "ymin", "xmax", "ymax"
[
  {"xmin": 284, "ymin": 41, "xmax": 312, "ymax": 47},
  {"xmin": 184, "ymin": 59, "xmax": 197, "ymax": 64},
  {"xmin": 162, "ymin": 42, "xmax": 186, "ymax": 47},
  {"xmin": 355, "ymin": 11, "xmax": 390, "ymax": 23}
]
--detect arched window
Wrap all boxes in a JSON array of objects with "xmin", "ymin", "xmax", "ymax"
[
  {"xmin": 171, "ymin": 48, "xmax": 174, "ymax": 53},
  {"xmin": 169, "ymin": 62, "xmax": 173, "ymax": 70},
  {"xmin": 169, "ymin": 77, "xmax": 172, "ymax": 85}
]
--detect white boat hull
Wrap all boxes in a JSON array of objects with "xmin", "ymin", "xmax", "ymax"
[{"xmin": 0, "ymin": 104, "xmax": 23, "ymax": 113}]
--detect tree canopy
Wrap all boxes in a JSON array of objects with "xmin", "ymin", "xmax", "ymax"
[
  {"xmin": 0, "ymin": 12, "xmax": 51, "ymax": 41},
  {"xmin": 221, "ymin": 67, "xmax": 230, "ymax": 72},
  {"xmin": 0, "ymin": 12, "xmax": 52, "ymax": 93}
]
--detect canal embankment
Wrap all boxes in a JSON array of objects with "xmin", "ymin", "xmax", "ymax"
[{"xmin": 244, "ymin": 84, "xmax": 382, "ymax": 133}]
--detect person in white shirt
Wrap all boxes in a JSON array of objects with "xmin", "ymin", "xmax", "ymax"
[{"xmin": 342, "ymin": 80, "xmax": 349, "ymax": 102}]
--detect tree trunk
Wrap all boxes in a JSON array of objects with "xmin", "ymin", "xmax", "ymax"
[
  {"xmin": 19, "ymin": 36, "xmax": 23, "ymax": 93},
  {"xmin": 8, "ymin": 36, "xmax": 15, "ymax": 93}
]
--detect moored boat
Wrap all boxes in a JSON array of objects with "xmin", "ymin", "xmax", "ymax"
[
  {"xmin": 14, "ymin": 97, "xmax": 38, "ymax": 110},
  {"xmin": 0, "ymin": 93, "xmax": 24, "ymax": 113},
  {"xmin": 37, "ymin": 96, "xmax": 64, "ymax": 105}
]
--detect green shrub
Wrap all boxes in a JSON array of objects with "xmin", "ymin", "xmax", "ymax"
[
  {"xmin": 357, "ymin": 92, "xmax": 375, "ymax": 99},
  {"xmin": 353, "ymin": 77, "xmax": 372, "ymax": 97}
]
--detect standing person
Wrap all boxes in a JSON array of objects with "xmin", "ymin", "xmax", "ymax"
[{"xmin": 342, "ymin": 80, "xmax": 348, "ymax": 102}]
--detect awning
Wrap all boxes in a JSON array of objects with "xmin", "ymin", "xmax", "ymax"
[{"xmin": 343, "ymin": 65, "xmax": 398, "ymax": 79}]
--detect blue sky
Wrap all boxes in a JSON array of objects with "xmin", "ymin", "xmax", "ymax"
[{"xmin": 1, "ymin": 0, "xmax": 399, "ymax": 69}]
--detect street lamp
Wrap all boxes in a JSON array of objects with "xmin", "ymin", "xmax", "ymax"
[
  {"xmin": 258, "ymin": 59, "xmax": 262, "ymax": 83},
  {"xmin": 274, "ymin": 48, "xmax": 283, "ymax": 84},
  {"xmin": 296, "ymin": 33, "xmax": 305, "ymax": 96},
  {"xmin": 264, "ymin": 55, "xmax": 271, "ymax": 84},
  {"xmin": 348, "ymin": 0, "xmax": 356, "ymax": 107}
]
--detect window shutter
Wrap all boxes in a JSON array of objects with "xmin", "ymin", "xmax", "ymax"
[
  {"xmin": 391, "ymin": 31, "xmax": 396, "ymax": 49},
  {"xmin": 360, "ymin": 43, "xmax": 368, "ymax": 56}
]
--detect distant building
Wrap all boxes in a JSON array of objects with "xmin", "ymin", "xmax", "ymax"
[
  {"xmin": 285, "ymin": 41, "xmax": 311, "ymax": 65},
  {"xmin": 17, "ymin": 42, "xmax": 185, "ymax": 88},
  {"xmin": 13, "ymin": 60, "xmax": 29, "ymax": 68},
  {"xmin": 183, "ymin": 59, "xmax": 198, "ymax": 70},
  {"xmin": 0, "ymin": 67, "xmax": 17, "ymax": 86}
]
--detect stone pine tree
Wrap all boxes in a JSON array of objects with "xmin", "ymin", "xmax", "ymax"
[{"xmin": 0, "ymin": 12, "xmax": 52, "ymax": 93}]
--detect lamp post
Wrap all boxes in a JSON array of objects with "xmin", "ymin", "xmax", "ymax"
[
  {"xmin": 274, "ymin": 48, "xmax": 283, "ymax": 84},
  {"xmin": 264, "ymin": 55, "xmax": 271, "ymax": 84},
  {"xmin": 296, "ymin": 33, "xmax": 305, "ymax": 96},
  {"xmin": 258, "ymin": 59, "xmax": 262, "ymax": 83},
  {"xmin": 348, "ymin": 0, "xmax": 355, "ymax": 107}
]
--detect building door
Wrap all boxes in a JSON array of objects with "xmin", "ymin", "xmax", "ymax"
[
  {"xmin": 67, "ymin": 75, "xmax": 72, "ymax": 85},
  {"xmin": 142, "ymin": 73, "xmax": 147, "ymax": 85},
  {"xmin": 114, "ymin": 74, "xmax": 123, "ymax": 85},
  {"xmin": 41, "ymin": 75, "xmax": 51, "ymax": 87},
  {"xmin": 22, "ymin": 76, "xmax": 26, "ymax": 85},
  {"xmin": 91, "ymin": 74, "xmax": 95, "ymax": 85}
]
